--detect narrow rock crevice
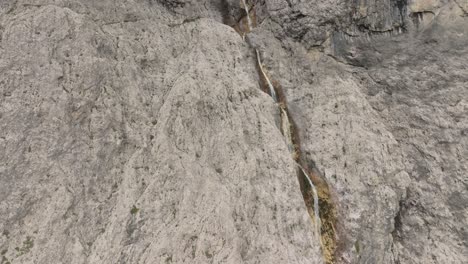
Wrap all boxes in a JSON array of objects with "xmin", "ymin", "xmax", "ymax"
[{"xmin": 392, "ymin": 196, "xmax": 409, "ymax": 243}]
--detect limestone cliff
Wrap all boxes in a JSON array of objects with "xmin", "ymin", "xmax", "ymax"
[{"xmin": 0, "ymin": 1, "xmax": 466, "ymax": 263}]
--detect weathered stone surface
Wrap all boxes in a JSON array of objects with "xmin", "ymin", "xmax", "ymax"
[
  {"xmin": 0, "ymin": 2, "xmax": 321, "ymax": 263},
  {"xmin": 0, "ymin": 0, "xmax": 467, "ymax": 264},
  {"xmin": 250, "ymin": 0, "xmax": 467, "ymax": 263}
]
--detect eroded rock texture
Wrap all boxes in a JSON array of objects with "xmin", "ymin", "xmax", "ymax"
[{"xmin": 0, "ymin": 0, "xmax": 467, "ymax": 264}]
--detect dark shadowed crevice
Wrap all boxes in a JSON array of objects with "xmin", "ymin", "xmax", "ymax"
[
  {"xmin": 395, "ymin": 0, "xmax": 408, "ymax": 30},
  {"xmin": 392, "ymin": 199, "xmax": 405, "ymax": 242},
  {"xmin": 155, "ymin": 0, "xmax": 185, "ymax": 11},
  {"xmin": 220, "ymin": 0, "xmax": 233, "ymax": 26}
]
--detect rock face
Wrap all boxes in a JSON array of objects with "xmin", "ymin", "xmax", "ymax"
[{"xmin": 0, "ymin": 1, "xmax": 467, "ymax": 264}]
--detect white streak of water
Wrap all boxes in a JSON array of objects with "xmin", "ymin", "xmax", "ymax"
[
  {"xmin": 280, "ymin": 107, "xmax": 294, "ymax": 152},
  {"xmin": 255, "ymin": 49, "xmax": 277, "ymax": 102},
  {"xmin": 241, "ymin": 0, "xmax": 252, "ymax": 32},
  {"xmin": 299, "ymin": 166, "xmax": 321, "ymax": 238}
]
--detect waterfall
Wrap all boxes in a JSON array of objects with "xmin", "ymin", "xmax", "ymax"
[
  {"xmin": 299, "ymin": 166, "xmax": 322, "ymax": 238},
  {"xmin": 255, "ymin": 49, "xmax": 278, "ymax": 102},
  {"xmin": 241, "ymin": 0, "xmax": 253, "ymax": 31},
  {"xmin": 233, "ymin": 2, "xmax": 333, "ymax": 260},
  {"xmin": 280, "ymin": 107, "xmax": 294, "ymax": 152}
]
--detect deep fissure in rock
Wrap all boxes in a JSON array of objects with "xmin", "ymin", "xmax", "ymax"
[{"xmin": 231, "ymin": 1, "xmax": 338, "ymax": 263}]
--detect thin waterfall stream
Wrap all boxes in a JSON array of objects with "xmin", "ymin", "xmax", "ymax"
[
  {"xmin": 241, "ymin": 0, "xmax": 277, "ymax": 102},
  {"xmin": 299, "ymin": 166, "xmax": 322, "ymax": 238},
  {"xmin": 241, "ymin": 0, "xmax": 253, "ymax": 32},
  {"xmin": 233, "ymin": 2, "xmax": 337, "ymax": 263},
  {"xmin": 280, "ymin": 107, "xmax": 293, "ymax": 152},
  {"xmin": 256, "ymin": 50, "xmax": 278, "ymax": 102}
]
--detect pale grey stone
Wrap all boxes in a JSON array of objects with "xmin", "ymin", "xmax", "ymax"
[{"xmin": 0, "ymin": 0, "xmax": 467, "ymax": 263}]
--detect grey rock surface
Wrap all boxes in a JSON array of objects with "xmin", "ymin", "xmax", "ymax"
[
  {"xmin": 1, "ymin": 0, "xmax": 467, "ymax": 264},
  {"xmin": 0, "ymin": 2, "xmax": 321, "ymax": 263},
  {"xmin": 251, "ymin": 0, "xmax": 468, "ymax": 263}
]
